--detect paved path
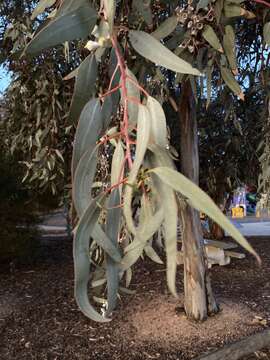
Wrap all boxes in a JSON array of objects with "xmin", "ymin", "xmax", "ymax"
[{"xmin": 230, "ymin": 218, "xmax": 270, "ymax": 236}]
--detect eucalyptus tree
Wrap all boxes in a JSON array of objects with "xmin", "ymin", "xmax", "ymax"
[{"xmin": 21, "ymin": 0, "xmax": 269, "ymax": 322}]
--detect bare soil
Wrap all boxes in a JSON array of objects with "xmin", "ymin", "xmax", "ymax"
[{"xmin": 0, "ymin": 233, "xmax": 269, "ymax": 360}]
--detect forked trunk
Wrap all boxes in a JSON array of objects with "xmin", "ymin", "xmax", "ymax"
[{"xmin": 179, "ymin": 80, "xmax": 219, "ymax": 321}]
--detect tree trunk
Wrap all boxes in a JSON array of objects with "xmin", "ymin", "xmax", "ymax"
[{"xmin": 179, "ymin": 80, "xmax": 219, "ymax": 321}]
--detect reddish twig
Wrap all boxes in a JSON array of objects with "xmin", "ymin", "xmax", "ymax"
[
  {"xmin": 108, "ymin": 64, "xmax": 120, "ymax": 91},
  {"xmin": 252, "ymin": 0, "xmax": 270, "ymax": 7},
  {"xmin": 106, "ymin": 177, "xmax": 128, "ymax": 193},
  {"xmin": 100, "ymin": 84, "xmax": 122, "ymax": 98},
  {"xmin": 111, "ymin": 36, "xmax": 133, "ymax": 170}
]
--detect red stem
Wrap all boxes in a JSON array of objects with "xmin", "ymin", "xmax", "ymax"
[
  {"xmin": 111, "ymin": 36, "xmax": 133, "ymax": 170},
  {"xmin": 252, "ymin": 0, "xmax": 270, "ymax": 7},
  {"xmin": 101, "ymin": 84, "xmax": 121, "ymax": 98}
]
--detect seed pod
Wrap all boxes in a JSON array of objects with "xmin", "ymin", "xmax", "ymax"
[
  {"xmin": 202, "ymin": 25, "xmax": 223, "ymax": 53},
  {"xmin": 223, "ymin": 25, "xmax": 238, "ymax": 75},
  {"xmin": 188, "ymin": 5, "xmax": 195, "ymax": 12},
  {"xmin": 207, "ymin": 14, "xmax": 214, "ymax": 21},
  {"xmin": 191, "ymin": 27, "xmax": 198, "ymax": 36},
  {"xmin": 188, "ymin": 44, "xmax": 195, "ymax": 53},
  {"xmin": 220, "ymin": 67, "xmax": 244, "ymax": 100},
  {"xmin": 197, "ymin": 22, "xmax": 204, "ymax": 30},
  {"xmin": 187, "ymin": 20, "xmax": 193, "ymax": 28},
  {"xmin": 180, "ymin": 40, "xmax": 188, "ymax": 48},
  {"xmin": 179, "ymin": 12, "xmax": 188, "ymax": 24}
]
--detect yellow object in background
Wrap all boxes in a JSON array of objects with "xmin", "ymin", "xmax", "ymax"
[{"xmin": 232, "ymin": 207, "xmax": 244, "ymax": 218}]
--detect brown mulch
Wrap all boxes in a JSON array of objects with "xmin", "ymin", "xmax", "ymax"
[{"xmin": 0, "ymin": 235, "xmax": 269, "ymax": 360}]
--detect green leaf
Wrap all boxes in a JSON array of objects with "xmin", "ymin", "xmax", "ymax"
[
  {"xmin": 152, "ymin": 16, "xmax": 178, "ymax": 40},
  {"xmin": 72, "ymin": 98, "xmax": 103, "ymax": 177},
  {"xmin": 104, "ymin": 0, "xmax": 116, "ymax": 34},
  {"xmin": 121, "ymin": 204, "xmax": 164, "ymax": 270},
  {"xmin": 264, "ymin": 22, "xmax": 270, "ymax": 46},
  {"xmin": 202, "ymin": 25, "xmax": 223, "ymax": 53},
  {"xmin": 106, "ymin": 189, "xmax": 121, "ymax": 315},
  {"xmin": 133, "ymin": 0, "xmax": 153, "ymax": 26},
  {"xmin": 101, "ymin": 96, "xmax": 113, "ymax": 131},
  {"xmin": 196, "ymin": 0, "xmax": 211, "ymax": 10},
  {"xmin": 144, "ymin": 245, "xmax": 163, "ymax": 264},
  {"xmin": 220, "ymin": 67, "xmax": 244, "ymax": 100},
  {"xmin": 31, "ymin": 0, "xmax": 57, "ymax": 20},
  {"xmin": 214, "ymin": 0, "xmax": 224, "ymax": 24},
  {"xmin": 123, "ymin": 104, "xmax": 151, "ymax": 234},
  {"xmin": 146, "ymin": 96, "xmax": 168, "ymax": 148},
  {"xmin": 121, "ymin": 68, "xmax": 140, "ymax": 125},
  {"xmin": 73, "ymin": 195, "xmax": 110, "ymax": 322},
  {"xmin": 69, "ymin": 54, "xmax": 98, "ymax": 124},
  {"xmin": 150, "ymin": 167, "xmax": 260, "ymax": 263},
  {"xmin": 129, "ymin": 31, "xmax": 201, "ymax": 76},
  {"xmin": 25, "ymin": 0, "xmax": 97, "ymax": 54},
  {"xmin": 147, "ymin": 148, "xmax": 178, "ymax": 297},
  {"xmin": 224, "ymin": 3, "xmax": 242, "ymax": 17},
  {"xmin": 111, "ymin": 141, "xmax": 125, "ymax": 187},
  {"xmin": 223, "ymin": 25, "xmax": 237, "ymax": 74},
  {"xmin": 73, "ymin": 146, "xmax": 98, "ymax": 217}
]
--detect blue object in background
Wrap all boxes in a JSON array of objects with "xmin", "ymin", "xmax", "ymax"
[{"xmin": 0, "ymin": 65, "xmax": 12, "ymax": 93}]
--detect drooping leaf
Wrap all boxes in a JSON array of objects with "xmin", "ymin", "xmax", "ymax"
[
  {"xmin": 214, "ymin": 0, "xmax": 224, "ymax": 24},
  {"xmin": 72, "ymin": 98, "xmax": 103, "ymax": 177},
  {"xmin": 202, "ymin": 25, "xmax": 223, "ymax": 53},
  {"xmin": 129, "ymin": 31, "xmax": 201, "ymax": 76},
  {"xmin": 101, "ymin": 96, "xmax": 113, "ymax": 130},
  {"xmin": 147, "ymin": 148, "xmax": 178, "ymax": 297},
  {"xmin": 223, "ymin": 25, "xmax": 237, "ymax": 74},
  {"xmin": 69, "ymin": 54, "xmax": 98, "ymax": 124},
  {"xmin": 220, "ymin": 67, "xmax": 244, "ymax": 100},
  {"xmin": 121, "ymin": 68, "xmax": 140, "ymax": 125},
  {"xmin": 106, "ymin": 189, "xmax": 121, "ymax": 315},
  {"xmin": 31, "ymin": 0, "xmax": 57, "ymax": 20},
  {"xmin": 144, "ymin": 245, "xmax": 163, "ymax": 264},
  {"xmin": 146, "ymin": 96, "xmax": 168, "ymax": 148},
  {"xmin": 104, "ymin": 0, "xmax": 116, "ymax": 34},
  {"xmin": 264, "ymin": 22, "xmax": 270, "ymax": 45},
  {"xmin": 73, "ymin": 195, "xmax": 110, "ymax": 322},
  {"xmin": 111, "ymin": 141, "xmax": 125, "ymax": 188},
  {"xmin": 25, "ymin": 0, "xmax": 97, "ymax": 55},
  {"xmin": 123, "ymin": 104, "xmax": 151, "ymax": 234},
  {"xmin": 73, "ymin": 146, "xmax": 99, "ymax": 217},
  {"xmin": 121, "ymin": 204, "xmax": 164, "ymax": 270},
  {"xmin": 152, "ymin": 16, "xmax": 178, "ymax": 40},
  {"xmin": 150, "ymin": 166, "xmax": 260, "ymax": 263}
]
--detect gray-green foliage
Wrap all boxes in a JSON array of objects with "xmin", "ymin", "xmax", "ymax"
[{"xmin": 22, "ymin": 0, "xmax": 265, "ymax": 321}]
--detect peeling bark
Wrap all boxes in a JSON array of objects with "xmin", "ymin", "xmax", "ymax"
[{"xmin": 179, "ymin": 80, "xmax": 219, "ymax": 320}]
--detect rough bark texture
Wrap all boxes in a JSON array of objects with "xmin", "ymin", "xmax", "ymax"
[{"xmin": 179, "ymin": 80, "xmax": 219, "ymax": 321}]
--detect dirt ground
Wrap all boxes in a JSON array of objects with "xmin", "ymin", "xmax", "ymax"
[{"xmin": 0, "ymin": 233, "xmax": 269, "ymax": 360}]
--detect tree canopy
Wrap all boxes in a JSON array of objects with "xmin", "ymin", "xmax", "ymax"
[{"xmin": 1, "ymin": 0, "xmax": 270, "ymax": 322}]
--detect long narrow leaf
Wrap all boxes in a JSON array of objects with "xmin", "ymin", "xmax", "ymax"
[
  {"xmin": 25, "ymin": 0, "xmax": 97, "ymax": 54},
  {"xmin": 106, "ymin": 189, "xmax": 121, "ymax": 315},
  {"xmin": 129, "ymin": 31, "xmax": 201, "ymax": 76},
  {"xmin": 150, "ymin": 167, "xmax": 260, "ymax": 262}
]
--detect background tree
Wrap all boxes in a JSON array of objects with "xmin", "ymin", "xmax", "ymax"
[{"xmin": 4, "ymin": 0, "xmax": 269, "ymax": 322}]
